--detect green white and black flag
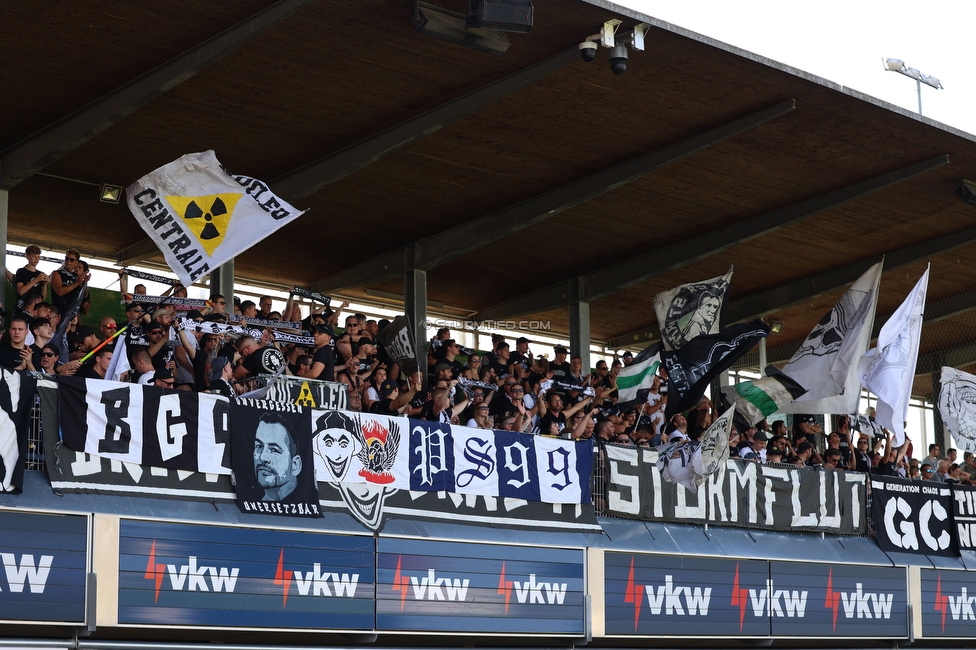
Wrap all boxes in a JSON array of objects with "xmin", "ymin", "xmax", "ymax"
[
  {"xmin": 616, "ymin": 343, "xmax": 663, "ymax": 408},
  {"xmin": 722, "ymin": 365, "xmax": 807, "ymax": 426}
]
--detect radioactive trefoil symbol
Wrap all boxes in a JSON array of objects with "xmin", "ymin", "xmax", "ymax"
[{"xmin": 166, "ymin": 193, "xmax": 242, "ymax": 256}]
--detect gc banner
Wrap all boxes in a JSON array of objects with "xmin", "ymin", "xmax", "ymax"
[
  {"xmin": 376, "ymin": 537, "xmax": 584, "ymax": 635},
  {"xmin": 870, "ymin": 475, "xmax": 958, "ymax": 556},
  {"xmin": 604, "ymin": 446, "xmax": 865, "ymax": 534},
  {"xmin": 118, "ymin": 519, "xmax": 374, "ymax": 629}
]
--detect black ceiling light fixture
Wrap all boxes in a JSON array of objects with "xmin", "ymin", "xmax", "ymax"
[
  {"xmin": 411, "ymin": 1, "xmax": 512, "ymax": 56},
  {"xmin": 465, "ymin": 0, "xmax": 534, "ymax": 33},
  {"xmin": 957, "ymin": 179, "xmax": 976, "ymax": 207}
]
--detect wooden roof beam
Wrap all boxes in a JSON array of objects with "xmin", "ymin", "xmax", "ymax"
[
  {"xmin": 312, "ymin": 99, "xmax": 797, "ymax": 294},
  {"xmin": 728, "ymin": 217, "xmax": 976, "ymax": 325},
  {"xmin": 477, "ymin": 153, "xmax": 947, "ymax": 324},
  {"xmin": 767, "ymin": 284, "xmax": 976, "ymax": 364},
  {"xmin": 271, "ymin": 46, "xmax": 581, "ymax": 201},
  {"xmin": 0, "ymin": 0, "xmax": 314, "ymax": 191}
]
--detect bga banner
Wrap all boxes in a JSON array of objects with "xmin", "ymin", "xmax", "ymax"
[
  {"xmin": 603, "ymin": 445, "xmax": 866, "ymax": 534},
  {"xmin": 605, "ymin": 553, "xmax": 908, "ymax": 638},
  {"xmin": 376, "ymin": 537, "xmax": 584, "ymax": 634},
  {"xmin": 58, "ymin": 376, "xmax": 232, "ymax": 475},
  {"xmin": 117, "ymin": 519, "xmax": 373, "ymax": 629},
  {"xmin": 230, "ymin": 400, "xmax": 321, "ymax": 517},
  {"xmin": 0, "ymin": 510, "xmax": 89, "ymax": 625},
  {"xmin": 870, "ymin": 475, "xmax": 958, "ymax": 556},
  {"xmin": 126, "ymin": 150, "xmax": 306, "ymax": 287}
]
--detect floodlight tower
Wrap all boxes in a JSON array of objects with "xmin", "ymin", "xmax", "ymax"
[{"xmin": 883, "ymin": 58, "xmax": 943, "ymax": 116}]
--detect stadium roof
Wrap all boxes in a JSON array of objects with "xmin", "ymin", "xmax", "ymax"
[{"xmin": 5, "ymin": 0, "xmax": 976, "ymax": 396}]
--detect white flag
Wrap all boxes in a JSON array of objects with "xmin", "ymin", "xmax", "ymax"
[
  {"xmin": 938, "ymin": 367, "xmax": 976, "ymax": 454},
  {"xmin": 858, "ymin": 265, "xmax": 929, "ymax": 445},
  {"xmin": 125, "ymin": 151, "xmax": 306, "ymax": 287},
  {"xmin": 779, "ymin": 261, "xmax": 882, "ymax": 414},
  {"xmin": 103, "ymin": 335, "xmax": 130, "ymax": 383}
]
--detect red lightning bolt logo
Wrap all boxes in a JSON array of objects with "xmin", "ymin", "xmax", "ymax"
[
  {"xmin": 622, "ymin": 556, "xmax": 644, "ymax": 631},
  {"xmin": 391, "ymin": 555, "xmax": 410, "ymax": 611},
  {"xmin": 497, "ymin": 561, "xmax": 513, "ymax": 614},
  {"xmin": 825, "ymin": 568, "xmax": 841, "ymax": 632},
  {"xmin": 273, "ymin": 549, "xmax": 292, "ymax": 608},
  {"xmin": 934, "ymin": 573, "xmax": 948, "ymax": 633},
  {"xmin": 143, "ymin": 540, "xmax": 165, "ymax": 604},
  {"xmin": 730, "ymin": 562, "xmax": 749, "ymax": 631}
]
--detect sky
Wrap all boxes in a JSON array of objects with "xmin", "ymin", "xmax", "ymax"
[{"xmin": 618, "ymin": 1, "xmax": 976, "ymax": 136}]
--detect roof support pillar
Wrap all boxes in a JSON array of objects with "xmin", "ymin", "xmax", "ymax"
[
  {"xmin": 931, "ymin": 358, "xmax": 947, "ymax": 453},
  {"xmin": 569, "ymin": 279, "xmax": 590, "ymax": 373},
  {"xmin": 405, "ymin": 244, "xmax": 427, "ymax": 388},
  {"xmin": 209, "ymin": 259, "xmax": 234, "ymax": 306},
  {"xmin": 0, "ymin": 190, "xmax": 7, "ymax": 317}
]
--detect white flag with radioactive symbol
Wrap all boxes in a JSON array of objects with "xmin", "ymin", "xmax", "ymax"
[{"xmin": 125, "ymin": 150, "xmax": 306, "ymax": 287}]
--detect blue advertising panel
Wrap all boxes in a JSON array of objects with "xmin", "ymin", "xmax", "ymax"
[
  {"xmin": 604, "ymin": 552, "xmax": 769, "ymax": 636},
  {"xmin": 376, "ymin": 537, "xmax": 585, "ymax": 634},
  {"xmin": 769, "ymin": 562, "xmax": 908, "ymax": 637},
  {"xmin": 118, "ymin": 520, "xmax": 374, "ymax": 629},
  {"xmin": 0, "ymin": 510, "xmax": 88, "ymax": 624},
  {"xmin": 921, "ymin": 569, "xmax": 976, "ymax": 637}
]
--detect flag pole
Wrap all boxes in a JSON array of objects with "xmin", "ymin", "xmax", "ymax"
[{"xmin": 79, "ymin": 324, "xmax": 129, "ymax": 363}]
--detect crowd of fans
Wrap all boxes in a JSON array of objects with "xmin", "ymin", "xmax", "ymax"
[{"xmin": 3, "ymin": 247, "xmax": 969, "ymax": 486}]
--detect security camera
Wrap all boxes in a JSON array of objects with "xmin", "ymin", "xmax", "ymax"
[
  {"xmin": 578, "ymin": 40, "xmax": 598, "ymax": 62},
  {"xmin": 609, "ymin": 44, "xmax": 628, "ymax": 74}
]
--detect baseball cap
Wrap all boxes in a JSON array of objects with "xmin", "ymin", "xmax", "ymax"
[
  {"xmin": 145, "ymin": 322, "xmax": 164, "ymax": 333},
  {"xmin": 553, "ymin": 345, "xmax": 568, "ymax": 355},
  {"xmin": 379, "ymin": 379, "xmax": 397, "ymax": 398},
  {"xmin": 795, "ymin": 414, "xmax": 819, "ymax": 426},
  {"xmin": 209, "ymin": 357, "xmax": 229, "ymax": 381},
  {"xmin": 434, "ymin": 362, "xmax": 453, "ymax": 373},
  {"xmin": 153, "ymin": 368, "xmax": 174, "ymax": 382},
  {"xmin": 312, "ymin": 323, "xmax": 335, "ymax": 337}
]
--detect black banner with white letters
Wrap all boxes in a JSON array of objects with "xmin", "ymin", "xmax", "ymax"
[
  {"xmin": 604, "ymin": 445, "xmax": 866, "ymax": 534},
  {"xmin": 58, "ymin": 377, "xmax": 231, "ymax": 474},
  {"xmin": 870, "ymin": 475, "xmax": 958, "ymax": 556},
  {"xmin": 376, "ymin": 316, "xmax": 418, "ymax": 375},
  {"xmin": 950, "ymin": 483, "xmax": 976, "ymax": 551}
]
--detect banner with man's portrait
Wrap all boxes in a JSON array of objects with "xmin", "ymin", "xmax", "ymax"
[{"xmin": 230, "ymin": 399, "xmax": 322, "ymax": 517}]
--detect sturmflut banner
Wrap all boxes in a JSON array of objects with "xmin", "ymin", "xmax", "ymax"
[
  {"xmin": 603, "ymin": 445, "xmax": 866, "ymax": 534},
  {"xmin": 125, "ymin": 150, "xmax": 306, "ymax": 287},
  {"xmin": 49, "ymin": 378, "xmax": 597, "ymax": 531}
]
